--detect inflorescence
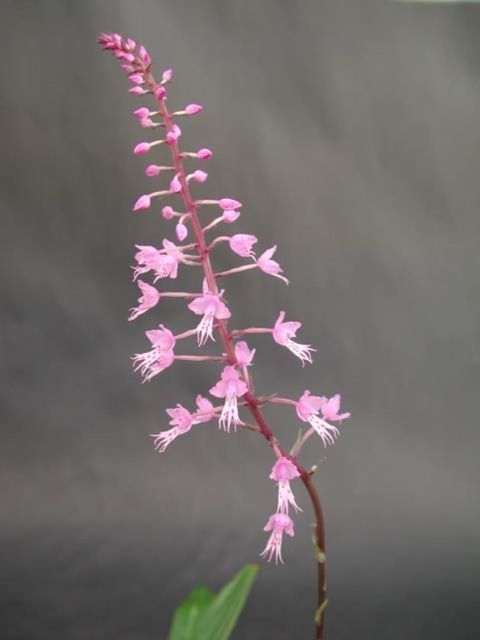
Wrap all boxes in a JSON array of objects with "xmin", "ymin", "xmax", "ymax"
[{"xmin": 98, "ymin": 32, "xmax": 350, "ymax": 564}]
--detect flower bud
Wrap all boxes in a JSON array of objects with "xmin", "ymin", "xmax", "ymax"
[
  {"xmin": 219, "ymin": 198, "xmax": 242, "ymax": 210},
  {"xmin": 129, "ymin": 73, "xmax": 144, "ymax": 85},
  {"xmin": 170, "ymin": 176, "xmax": 182, "ymax": 193},
  {"xmin": 145, "ymin": 164, "xmax": 161, "ymax": 177},
  {"xmin": 129, "ymin": 86, "xmax": 145, "ymax": 95},
  {"xmin": 176, "ymin": 223, "xmax": 188, "ymax": 241},
  {"xmin": 222, "ymin": 209, "xmax": 241, "ymax": 223},
  {"xmin": 185, "ymin": 103, "xmax": 203, "ymax": 115},
  {"xmin": 196, "ymin": 148, "xmax": 213, "ymax": 160},
  {"xmin": 134, "ymin": 142, "xmax": 151, "ymax": 155},
  {"xmin": 192, "ymin": 170, "xmax": 208, "ymax": 183},
  {"xmin": 133, "ymin": 107, "xmax": 150, "ymax": 118},
  {"xmin": 133, "ymin": 194, "xmax": 151, "ymax": 211},
  {"xmin": 162, "ymin": 206, "xmax": 174, "ymax": 220},
  {"xmin": 162, "ymin": 68, "xmax": 173, "ymax": 83}
]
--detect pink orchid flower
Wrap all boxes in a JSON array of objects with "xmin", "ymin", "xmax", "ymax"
[
  {"xmin": 272, "ymin": 311, "xmax": 315, "ymax": 365},
  {"xmin": 209, "ymin": 365, "xmax": 248, "ymax": 431}
]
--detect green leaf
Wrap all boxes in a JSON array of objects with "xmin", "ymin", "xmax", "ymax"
[
  {"xmin": 168, "ymin": 565, "xmax": 260, "ymax": 640},
  {"xmin": 196, "ymin": 564, "xmax": 260, "ymax": 640},
  {"xmin": 168, "ymin": 586, "xmax": 215, "ymax": 640}
]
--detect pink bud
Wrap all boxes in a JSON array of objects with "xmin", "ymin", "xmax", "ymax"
[
  {"xmin": 129, "ymin": 86, "xmax": 145, "ymax": 95},
  {"xmin": 129, "ymin": 73, "xmax": 144, "ymax": 85},
  {"xmin": 133, "ymin": 107, "xmax": 150, "ymax": 118},
  {"xmin": 114, "ymin": 50, "xmax": 125, "ymax": 59},
  {"xmin": 155, "ymin": 86, "xmax": 166, "ymax": 100},
  {"xmin": 145, "ymin": 164, "xmax": 161, "ymax": 177},
  {"xmin": 192, "ymin": 170, "xmax": 208, "ymax": 183},
  {"xmin": 219, "ymin": 198, "xmax": 242, "ymax": 210},
  {"xmin": 121, "ymin": 64, "xmax": 135, "ymax": 73},
  {"xmin": 196, "ymin": 148, "xmax": 213, "ymax": 160},
  {"xmin": 134, "ymin": 142, "xmax": 151, "ymax": 155},
  {"xmin": 133, "ymin": 194, "xmax": 151, "ymax": 211},
  {"xmin": 170, "ymin": 176, "xmax": 182, "ymax": 193},
  {"xmin": 162, "ymin": 206, "xmax": 174, "ymax": 220},
  {"xmin": 185, "ymin": 103, "xmax": 203, "ymax": 115},
  {"xmin": 139, "ymin": 46, "xmax": 151, "ymax": 65},
  {"xmin": 222, "ymin": 209, "xmax": 241, "ymax": 223},
  {"xmin": 124, "ymin": 53, "xmax": 135, "ymax": 63},
  {"xmin": 166, "ymin": 124, "xmax": 181, "ymax": 145},
  {"xmin": 126, "ymin": 38, "xmax": 136, "ymax": 50},
  {"xmin": 176, "ymin": 223, "xmax": 188, "ymax": 241},
  {"xmin": 140, "ymin": 117, "xmax": 154, "ymax": 128},
  {"xmin": 162, "ymin": 68, "xmax": 173, "ymax": 83}
]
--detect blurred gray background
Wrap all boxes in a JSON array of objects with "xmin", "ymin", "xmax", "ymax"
[{"xmin": 1, "ymin": 1, "xmax": 479, "ymax": 638}]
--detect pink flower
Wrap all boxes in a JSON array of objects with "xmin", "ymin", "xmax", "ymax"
[
  {"xmin": 256, "ymin": 246, "xmax": 289, "ymax": 285},
  {"xmin": 260, "ymin": 513, "xmax": 295, "ymax": 564},
  {"xmin": 134, "ymin": 142, "xmax": 151, "ymax": 155},
  {"xmin": 219, "ymin": 198, "xmax": 242, "ymax": 210},
  {"xmin": 321, "ymin": 394, "xmax": 351, "ymax": 422},
  {"xmin": 270, "ymin": 457, "xmax": 301, "ymax": 514},
  {"xmin": 193, "ymin": 395, "xmax": 216, "ymax": 424},
  {"xmin": 272, "ymin": 311, "xmax": 314, "ymax": 365},
  {"xmin": 132, "ymin": 325, "xmax": 176, "ymax": 382},
  {"xmin": 188, "ymin": 286, "xmax": 231, "ymax": 346},
  {"xmin": 235, "ymin": 341, "xmax": 255, "ymax": 366},
  {"xmin": 166, "ymin": 124, "xmax": 181, "ymax": 145},
  {"xmin": 133, "ymin": 194, "xmax": 151, "ymax": 211},
  {"xmin": 296, "ymin": 391, "xmax": 349, "ymax": 447},
  {"xmin": 129, "ymin": 86, "xmax": 146, "ymax": 95},
  {"xmin": 229, "ymin": 234, "xmax": 257, "ymax": 258},
  {"xmin": 196, "ymin": 148, "xmax": 213, "ymax": 160},
  {"xmin": 222, "ymin": 210, "xmax": 241, "ymax": 223},
  {"xmin": 209, "ymin": 366, "xmax": 248, "ymax": 431},
  {"xmin": 185, "ymin": 103, "xmax": 203, "ymax": 115},
  {"xmin": 132, "ymin": 240, "xmax": 181, "ymax": 281},
  {"xmin": 128, "ymin": 280, "xmax": 161, "ymax": 321},
  {"xmin": 151, "ymin": 404, "xmax": 194, "ymax": 452}
]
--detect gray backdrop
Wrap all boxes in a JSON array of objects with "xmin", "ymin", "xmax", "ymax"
[{"xmin": 1, "ymin": 1, "xmax": 479, "ymax": 639}]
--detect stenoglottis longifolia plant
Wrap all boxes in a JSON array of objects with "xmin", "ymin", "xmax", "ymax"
[{"xmin": 98, "ymin": 32, "xmax": 350, "ymax": 639}]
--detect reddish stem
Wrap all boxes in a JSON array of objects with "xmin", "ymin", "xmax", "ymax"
[{"xmin": 145, "ymin": 69, "xmax": 327, "ymax": 639}]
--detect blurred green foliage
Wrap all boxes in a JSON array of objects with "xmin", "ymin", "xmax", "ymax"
[{"xmin": 168, "ymin": 565, "xmax": 260, "ymax": 640}]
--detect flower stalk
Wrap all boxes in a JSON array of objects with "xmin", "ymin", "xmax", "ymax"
[{"xmin": 98, "ymin": 32, "xmax": 351, "ymax": 639}]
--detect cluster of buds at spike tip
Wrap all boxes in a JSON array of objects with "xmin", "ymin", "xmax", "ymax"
[{"xmin": 98, "ymin": 32, "xmax": 351, "ymax": 564}]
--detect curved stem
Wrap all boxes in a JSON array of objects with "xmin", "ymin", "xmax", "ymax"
[{"xmin": 144, "ymin": 69, "xmax": 327, "ymax": 639}]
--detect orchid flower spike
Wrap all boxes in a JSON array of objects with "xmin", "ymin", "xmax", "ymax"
[{"xmin": 99, "ymin": 32, "xmax": 351, "ymax": 579}]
